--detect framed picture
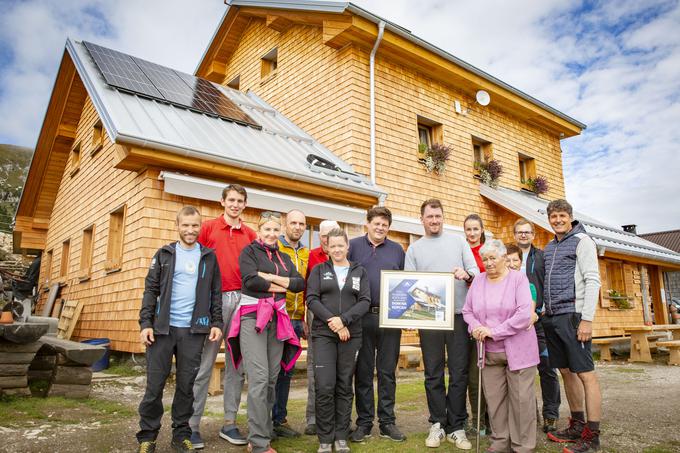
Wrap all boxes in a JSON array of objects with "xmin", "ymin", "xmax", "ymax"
[{"xmin": 378, "ymin": 270, "xmax": 455, "ymax": 330}]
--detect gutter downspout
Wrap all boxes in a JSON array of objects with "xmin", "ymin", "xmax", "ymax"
[{"xmin": 369, "ymin": 21, "xmax": 385, "ymax": 190}]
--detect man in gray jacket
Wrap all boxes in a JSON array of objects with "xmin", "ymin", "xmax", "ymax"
[
  {"xmin": 542, "ymin": 199, "xmax": 602, "ymax": 453},
  {"xmin": 405, "ymin": 199, "xmax": 479, "ymax": 450}
]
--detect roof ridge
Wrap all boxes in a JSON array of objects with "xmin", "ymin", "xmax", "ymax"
[{"xmin": 639, "ymin": 229, "xmax": 680, "ymax": 236}]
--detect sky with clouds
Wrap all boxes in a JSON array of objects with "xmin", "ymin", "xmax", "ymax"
[{"xmin": 1, "ymin": 0, "xmax": 678, "ymax": 233}]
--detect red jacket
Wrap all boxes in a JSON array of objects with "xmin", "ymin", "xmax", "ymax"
[{"xmin": 198, "ymin": 215, "xmax": 257, "ymax": 292}]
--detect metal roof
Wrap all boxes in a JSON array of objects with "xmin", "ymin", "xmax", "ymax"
[
  {"xmin": 640, "ymin": 230, "xmax": 680, "ymax": 254},
  {"xmin": 479, "ymin": 185, "xmax": 680, "ymax": 266},
  {"xmin": 66, "ymin": 38, "xmax": 386, "ymax": 200},
  {"xmin": 223, "ymin": 0, "xmax": 586, "ymax": 131}
]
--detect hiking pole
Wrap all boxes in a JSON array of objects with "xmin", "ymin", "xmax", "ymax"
[{"xmin": 476, "ymin": 338, "xmax": 485, "ymax": 453}]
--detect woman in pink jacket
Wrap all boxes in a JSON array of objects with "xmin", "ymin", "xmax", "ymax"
[{"xmin": 462, "ymin": 239, "xmax": 539, "ymax": 453}]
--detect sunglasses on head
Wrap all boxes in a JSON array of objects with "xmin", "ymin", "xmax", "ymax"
[{"xmin": 261, "ymin": 211, "xmax": 282, "ymax": 219}]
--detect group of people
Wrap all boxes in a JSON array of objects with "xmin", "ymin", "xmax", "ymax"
[{"xmin": 135, "ymin": 184, "xmax": 603, "ymax": 453}]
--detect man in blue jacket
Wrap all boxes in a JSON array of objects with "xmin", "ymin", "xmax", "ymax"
[
  {"xmin": 542, "ymin": 200, "xmax": 602, "ymax": 453},
  {"xmin": 136, "ymin": 206, "xmax": 223, "ymax": 453}
]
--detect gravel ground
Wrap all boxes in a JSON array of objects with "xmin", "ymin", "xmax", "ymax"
[{"xmin": 3, "ymin": 358, "xmax": 680, "ymax": 452}]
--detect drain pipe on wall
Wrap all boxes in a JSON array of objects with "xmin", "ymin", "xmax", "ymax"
[{"xmin": 369, "ymin": 21, "xmax": 385, "ymax": 190}]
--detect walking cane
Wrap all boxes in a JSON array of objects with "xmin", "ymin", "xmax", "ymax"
[{"xmin": 476, "ymin": 338, "xmax": 485, "ymax": 453}]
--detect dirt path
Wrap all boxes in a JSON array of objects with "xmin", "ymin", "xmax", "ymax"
[{"xmin": 3, "ymin": 360, "xmax": 680, "ymax": 452}]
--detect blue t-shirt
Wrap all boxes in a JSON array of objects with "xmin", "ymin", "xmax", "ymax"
[
  {"xmin": 169, "ymin": 243, "xmax": 201, "ymax": 328},
  {"xmin": 334, "ymin": 265, "xmax": 350, "ymax": 290}
]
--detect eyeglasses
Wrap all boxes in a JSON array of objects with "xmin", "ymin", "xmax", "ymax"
[
  {"xmin": 261, "ymin": 211, "xmax": 282, "ymax": 219},
  {"xmin": 515, "ymin": 231, "xmax": 534, "ymax": 236}
]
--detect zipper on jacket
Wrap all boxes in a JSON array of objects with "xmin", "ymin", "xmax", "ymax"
[{"xmin": 546, "ymin": 242, "xmax": 560, "ymax": 315}]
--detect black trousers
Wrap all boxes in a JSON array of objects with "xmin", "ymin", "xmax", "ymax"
[
  {"xmin": 137, "ymin": 327, "xmax": 205, "ymax": 443},
  {"xmin": 536, "ymin": 319, "xmax": 561, "ymax": 419},
  {"xmin": 313, "ymin": 334, "xmax": 362, "ymax": 444},
  {"xmin": 354, "ymin": 312, "xmax": 402, "ymax": 428},
  {"xmin": 419, "ymin": 314, "xmax": 470, "ymax": 433}
]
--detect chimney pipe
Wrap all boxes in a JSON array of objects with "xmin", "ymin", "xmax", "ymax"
[{"xmin": 622, "ymin": 224, "xmax": 637, "ymax": 234}]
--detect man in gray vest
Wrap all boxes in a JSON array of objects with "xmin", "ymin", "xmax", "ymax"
[{"xmin": 542, "ymin": 199, "xmax": 602, "ymax": 453}]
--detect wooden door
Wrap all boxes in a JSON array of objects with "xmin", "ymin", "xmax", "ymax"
[{"xmin": 648, "ymin": 266, "xmax": 668, "ymax": 324}]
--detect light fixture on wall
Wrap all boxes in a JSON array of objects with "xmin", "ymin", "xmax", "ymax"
[{"xmin": 455, "ymin": 90, "xmax": 491, "ymax": 115}]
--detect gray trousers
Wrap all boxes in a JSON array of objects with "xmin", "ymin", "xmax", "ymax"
[
  {"xmin": 306, "ymin": 311, "xmax": 316, "ymax": 425},
  {"xmin": 240, "ymin": 315, "xmax": 284, "ymax": 453},
  {"xmin": 190, "ymin": 291, "xmax": 245, "ymax": 430},
  {"xmin": 482, "ymin": 351, "xmax": 537, "ymax": 453}
]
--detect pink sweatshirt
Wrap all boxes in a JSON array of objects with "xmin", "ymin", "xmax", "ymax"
[{"xmin": 462, "ymin": 269, "xmax": 539, "ymax": 371}]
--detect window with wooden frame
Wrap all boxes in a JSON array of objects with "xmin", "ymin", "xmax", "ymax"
[
  {"xmin": 105, "ymin": 205, "xmax": 127, "ymax": 272},
  {"xmin": 70, "ymin": 141, "xmax": 81, "ymax": 176},
  {"xmin": 79, "ymin": 225, "xmax": 95, "ymax": 281},
  {"xmin": 606, "ymin": 261, "xmax": 625, "ymax": 294},
  {"xmin": 91, "ymin": 121, "xmax": 104, "ymax": 156},
  {"xmin": 518, "ymin": 153, "xmax": 536, "ymax": 187},
  {"xmin": 60, "ymin": 240, "xmax": 70, "ymax": 278},
  {"xmin": 261, "ymin": 47, "xmax": 278, "ymax": 80},
  {"xmin": 227, "ymin": 75, "xmax": 240, "ymax": 91},
  {"xmin": 43, "ymin": 249, "xmax": 53, "ymax": 283},
  {"xmin": 416, "ymin": 115, "xmax": 444, "ymax": 156},
  {"xmin": 472, "ymin": 137, "xmax": 493, "ymax": 174}
]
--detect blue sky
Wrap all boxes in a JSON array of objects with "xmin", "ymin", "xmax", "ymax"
[{"xmin": 1, "ymin": 0, "xmax": 679, "ymax": 233}]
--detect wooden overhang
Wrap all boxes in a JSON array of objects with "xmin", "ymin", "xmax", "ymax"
[
  {"xmin": 196, "ymin": 6, "xmax": 584, "ymax": 138},
  {"xmin": 14, "ymin": 50, "xmax": 88, "ymax": 253}
]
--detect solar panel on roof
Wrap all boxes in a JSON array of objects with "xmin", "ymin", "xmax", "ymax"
[{"xmin": 83, "ymin": 41, "xmax": 260, "ymax": 129}]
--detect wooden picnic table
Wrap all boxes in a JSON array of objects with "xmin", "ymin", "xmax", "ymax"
[{"xmin": 619, "ymin": 325, "xmax": 680, "ymax": 363}]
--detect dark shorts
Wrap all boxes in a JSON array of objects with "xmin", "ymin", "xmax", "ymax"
[{"xmin": 542, "ymin": 312, "xmax": 594, "ymax": 373}]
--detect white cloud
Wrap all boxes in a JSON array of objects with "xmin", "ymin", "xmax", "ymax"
[{"xmin": 0, "ymin": 0, "xmax": 678, "ymax": 233}]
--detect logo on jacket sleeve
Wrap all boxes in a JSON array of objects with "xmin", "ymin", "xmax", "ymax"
[
  {"xmin": 195, "ymin": 316, "xmax": 209, "ymax": 327},
  {"xmin": 352, "ymin": 277, "xmax": 360, "ymax": 291}
]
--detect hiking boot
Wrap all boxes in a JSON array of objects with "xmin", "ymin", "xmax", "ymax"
[
  {"xmin": 349, "ymin": 425, "xmax": 372, "ymax": 443},
  {"xmin": 334, "ymin": 440, "xmax": 351, "ymax": 453},
  {"xmin": 190, "ymin": 431, "xmax": 204, "ymax": 449},
  {"xmin": 304, "ymin": 424, "xmax": 317, "ymax": 435},
  {"xmin": 548, "ymin": 418, "xmax": 585, "ymax": 443},
  {"xmin": 425, "ymin": 422, "xmax": 445, "ymax": 448},
  {"xmin": 447, "ymin": 429, "xmax": 472, "ymax": 450},
  {"xmin": 379, "ymin": 424, "xmax": 406, "ymax": 442},
  {"xmin": 317, "ymin": 443, "xmax": 332, "ymax": 453},
  {"xmin": 138, "ymin": 441, "xmax": 156, "ymax": 453},
  {"xmin": 543, "ymin": 418, "xmax": 557, "ymax": 433},
  {"xmin": 562, "ymin": 426, "xmax": 600, "ymax": 452},
  {"xmin": 171, "ymin": 438, "xmax": 195, "ymax": 452},
  {"xmin": 219, "ymin": 426, "xmax": 248, "ymax": 446},
  {"xmin": 274, "ymin": 423, "xmax": 301, "ymax": 438}
]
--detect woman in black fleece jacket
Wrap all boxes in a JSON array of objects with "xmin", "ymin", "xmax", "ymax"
[{"xmin": 306, "ymin": 228, "xmax": 370, "ymax": 453}]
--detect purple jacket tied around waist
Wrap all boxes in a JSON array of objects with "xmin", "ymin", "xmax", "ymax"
[{"xmin": 227, "ymin": 297, "xmax": 301, "ymax": 372}]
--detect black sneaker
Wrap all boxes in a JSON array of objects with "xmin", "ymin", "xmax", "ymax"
[
  {"xmin": 171, "ymin": 438, "xmax": 195, "ymax": 452},
  {"xmin": 274, "ymin": 423, "xmax": 301, "ymax": 438},
  {"xmin": 563, "ymin": 426, "xmax": 600, "ymax": 452},
  {"xmin": 137, "ymin": 441, "xmax": 156, "ymax": 453},
  {"xmin": 543, "ymin": 418, "xmax": 557, "ymax": 433},
  {"xmin": 548, "ymin": 418, "xmax": 585, "ymax": 443},
  {"xmin": 349, "ymin": 425, "xmax": 372, "ymax": 443},
  {"xmin": 379, "ymin": 424, "xmax": 406, "ymax": 442},
  {"xmin": 304, "ymin": 424, "xmax": 317, "ymax": 435}
]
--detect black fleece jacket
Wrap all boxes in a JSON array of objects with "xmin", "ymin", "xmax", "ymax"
[
  {"xmin": 239, "ymin": 240, "xmax": 305, "ymax": 301},
  {"xmin": 525, "ymin": 245, "xmax": 545, "ymax": 311},
  {"xmin": 139, "ymin": 243, "xmax": 223, "ymax": 335},
  {"xmin": 306, "ymin": 260, "xmax": 371, "ymax": 338}
]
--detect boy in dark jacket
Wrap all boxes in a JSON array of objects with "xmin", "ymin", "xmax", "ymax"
[{"xmin": 137, "ymin": 206, "xmax": 223, "ymax": 453}]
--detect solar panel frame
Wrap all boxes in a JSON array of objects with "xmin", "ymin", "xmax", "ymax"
[{"xmin": 83, "ymin": 41, "xmax": 260, "ymax": 129}]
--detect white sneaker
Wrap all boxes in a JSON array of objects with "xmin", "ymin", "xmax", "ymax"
[
  {"xmin": 425, "ymin": 422, "xmax": 445, "ymax": 448},
  {"xmin": 447, "ymin": 429, "xmax": 472, "ymax": 450}
]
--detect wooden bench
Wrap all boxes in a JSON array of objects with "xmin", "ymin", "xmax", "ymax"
[
  {"xmin": 593, "ymin": 336, "xmax": 630, "ymax": 361},
  {"xmin": 208, "ymin": 353, "xmax": 226, "ymax": 396},
  {"xmin": 656, "ymin": 340, "xmax": 680, "ymax": 366}
]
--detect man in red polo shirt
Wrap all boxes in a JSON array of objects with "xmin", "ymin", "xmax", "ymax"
[{"xmin": 190, "ymin": 184, "xmax": 257, "ymax": 449}]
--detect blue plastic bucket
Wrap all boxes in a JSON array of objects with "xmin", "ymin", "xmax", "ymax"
[{"xmin": 82, "ymin": 338, "xmax": 111, "ymax": 372}]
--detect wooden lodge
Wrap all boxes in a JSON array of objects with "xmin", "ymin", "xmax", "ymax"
[{"xmin": 13, "ymin": 0, "xmax": 680, "ymax": 352}]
